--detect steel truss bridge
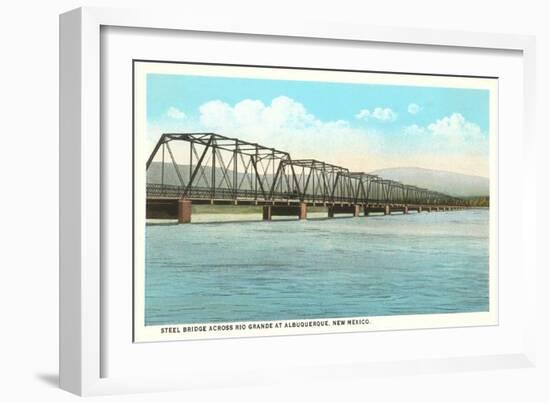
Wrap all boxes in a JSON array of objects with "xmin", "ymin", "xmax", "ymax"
[{"xmin": 146, "ymin": 133, "xmax": 467, "ymax": 223}]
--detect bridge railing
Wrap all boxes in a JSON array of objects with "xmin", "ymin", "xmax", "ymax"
[
  {"xmin": 147, "ymin": 183, "xmax": 462, "ymax": 206},
  {"xmin": 147, "ymin": 183, "xmax": 360, "ymax": 204}
]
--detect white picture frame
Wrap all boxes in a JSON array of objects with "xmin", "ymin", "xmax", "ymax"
[{"xmin": 59, "ymin": 6, "xmax": 537, "ymax": 396}]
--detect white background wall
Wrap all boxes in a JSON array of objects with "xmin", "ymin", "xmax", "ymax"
[{"xmin": 0, "ymin": 0, "xmax": 547, "ymax": 401}]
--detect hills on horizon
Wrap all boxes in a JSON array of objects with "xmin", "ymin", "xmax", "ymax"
[
  {"xmin": 370, "ymin": 167, "xmax": 489, "ymax": 198},
  {"xmin": 148, "ymin": 162, "xmax": 489, "ymax": 198}
]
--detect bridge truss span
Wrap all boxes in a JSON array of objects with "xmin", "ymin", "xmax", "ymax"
[{"xmin": 145, "ymin": 132, "xmax": 467, "ymax": 222}]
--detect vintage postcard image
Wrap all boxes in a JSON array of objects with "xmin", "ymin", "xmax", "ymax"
[{"xmin": 133, "ymin": 61, "xmax": 497, "ymax": 342}]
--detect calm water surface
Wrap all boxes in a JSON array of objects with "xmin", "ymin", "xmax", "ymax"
[{"xmin": 145, "ymin": 209, "xmax": 489, "ymax": 325}]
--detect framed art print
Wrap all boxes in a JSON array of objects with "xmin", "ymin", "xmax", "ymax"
[{"xmin": 60, "ymin": 7, "xmax": 536, "ymax": 396}]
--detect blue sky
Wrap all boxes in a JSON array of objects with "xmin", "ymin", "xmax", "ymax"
[{"xmin": 146, "ymin": 73, "xmax": 491, "ymax": 177}]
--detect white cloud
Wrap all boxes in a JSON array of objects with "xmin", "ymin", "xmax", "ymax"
[
  {"xmin": 166, "ymin": 106, "xmax": 186, "ymax": 120},
  {"xmin": 195, "ymin": 96, "xmax": 383, "ymax": 168},
  {"xmin": 199, "ymin": 96, "xmax": 319, "ymax": 130},
  {"xmin": 407, "ymin": 103, "xmax": 421, "ymax": 114},
  {"xmin": 198, "ymin": 100, "xmax": 234, "ymax": 127},
  {"xmin": 404, "ymin": 113, "xmax": 484, "ymax": 142},
  {"xmin": 148, "ymin": 100, "xmax": 488, "ymax": 177},
  {"xmin": 355, "ymin": 107, "xmax": 397, "ymax": 122},
  {"xmin": 427, "ymin": 113, "xmax": 483, "ymax": 142},
  {"xmin": 403, "ymin": 124, "xmax": 426, "ymax": 136}
]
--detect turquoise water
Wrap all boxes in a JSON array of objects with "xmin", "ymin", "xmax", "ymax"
[{"xmin": 144, "ymin": 209, "xmax": 489, "ymax": 325}]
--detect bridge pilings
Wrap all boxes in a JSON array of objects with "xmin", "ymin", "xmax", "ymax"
[
  {"xmin": 263, "ymin": 203, "xmax": 308, "ymax": 221},
  {"xmin": 388, "ymin": 205, "xmax": 407, "ymax": 214},
  {"xmin": 299, "ymin": 202, "xmax": 307, "ymax": 220},
  {"xmin": 364, "ymin": 206, "xmax": 384, "ymax": 216},
  {"xmin": 262, "ymin": 206, "xmax": 271, "ymax": 221},
  {"xmin": 149, "ymin": 197, "xmax": 467, "ymax": 224},
  {"xmin": 178, "ymin": 199, "xmax": 192, "ymax": 224},
  {"xmin": 328, "ymin": 204, "xmax": 361, "ymax": 218}
]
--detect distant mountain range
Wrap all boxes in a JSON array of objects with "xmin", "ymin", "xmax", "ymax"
[
  {"xmin": 370, "ymin": 167, "xmax": 489, "ymax": 198},
  {"xmin": 148, "ymin": 162, "xmax": 489, "ymax": 198}
]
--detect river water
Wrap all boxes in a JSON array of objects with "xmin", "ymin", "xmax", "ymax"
[{"xmin": 144, "ymin": 209, "xmax": 489, "ymax": 325}]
